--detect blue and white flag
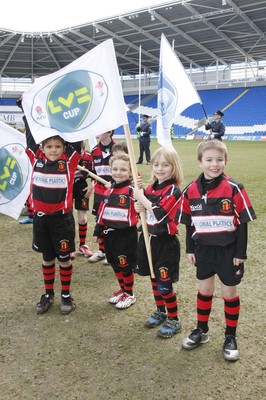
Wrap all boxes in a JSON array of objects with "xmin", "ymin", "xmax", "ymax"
[
  {"xmin": 0, "ymin": 121, "xmax": 31, "ymax": 219},
  {"xmin": 22, "ymin": 39, "xmax": 128, "ymax": 144},
  {"xmin": 157, "ymin": 34, "xmax": 202, "ymax": 147}
]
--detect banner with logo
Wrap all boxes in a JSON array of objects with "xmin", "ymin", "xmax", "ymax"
[
  {"xmin": 157, "ymin": 34, "xmax": 202, "ymax": 148},
  {"xmin": 0, "ymin": 121, "xmax": 31, "ymax": 219},
  {"xmin": 22, "ymin": 39, "xmax": 128, "ymax": 143}
]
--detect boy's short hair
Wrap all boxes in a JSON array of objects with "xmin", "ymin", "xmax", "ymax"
[
  {"xmin": 112, "ymin": 141, "xmax": 128, "ymax": 154},
  {"xmin": 41, "ymin": 135, "xmax": 65, "ymax": 147},
  {"xmin": 109, "ymin": 153, "xmax": 131, "ymax": 168},
  {"xmin": 197, "ymin": 139, "xmax": 228, "ymax": 161}
]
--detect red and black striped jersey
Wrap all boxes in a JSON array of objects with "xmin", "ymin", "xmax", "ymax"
[
  {"xmin": 94, "ymin": 180, "xmax": 138, "ymax": 235},
  {"xmin": 89, "ymin": 140, "xmax": 117, "ymax": 197},
  {"xmin": 74, "ymin": 150, "xmax": 91, "ymax": 180},
  {"xmin": 177, "ymin": 173, "xmax": 256, "ymax": 246},
  {"xmin": 26, "ymin": 146, "xmax": 81, "ymax": 215},
  {"xmin": 144, "ymin": 179, "xmax": 181, "ymax": 236}
]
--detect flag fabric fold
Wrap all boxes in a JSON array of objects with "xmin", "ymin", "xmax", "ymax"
[
  {"xmin": 22, "ymin": 39, "xmax": 128, "ymax": 144},
  {"xmin": 157, "ymin": 33, "xmax": 202, "ymax": 147},
  {"xmin": 0, "ymin": 121, "xmax": 31, "ymax": 219}
]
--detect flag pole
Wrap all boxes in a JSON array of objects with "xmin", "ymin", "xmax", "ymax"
[
  {"xmin": 201, "ymin": 104, "xmax": 208, "ymax": 119},
  {"xmin": 124, "ymin": 123, "xmax": 155, "ymax": 278},
  {"xmin": 138, "ymin": 45, "xmax": 142, "ymax": 125},
  {"xmin": 77, "ymin": 165, "xmax": 109, "ymax": 185}
]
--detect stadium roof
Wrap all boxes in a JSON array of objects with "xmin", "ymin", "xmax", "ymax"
[{"xmin": 0, "ymin": 0, "xmax": 266, "ymax": 80}]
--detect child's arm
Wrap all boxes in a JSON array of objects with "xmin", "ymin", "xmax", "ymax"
[
  {"xmin": 83, "ymin": 157, "xmax": 95, "ymax": 197},
  {"xmin": 133, "ymin": 188, "xmax": 153, "ymax": 213},
  {"xmin": 186, "ymin": 225, "xmax": 196, "ymax": 265},
  {"xmin": 22, "ymin": 116, "xmax": 39, "ymax": 152},
  {"xmin": 187, "ymin": 253, "xmax": 196, "ymax": 265},
  {"xmin": 233, "ymin": 223, "xmax": 248, "ymax": 266},
  {"xmin": 92, "ymin": 198, "xmax": 106, "ymax": 242},
  {"xmin": 93, "ymin": 223, "xmax": 104, "ymax": 243},
  {"xmin": 83, "ymin": 183, "xmax": 94, "ymax": 199},
  {"xmin": 85, "ymin": 182, "xmax": 94, "ymax": 197},
  {"xmin": 16, "ymin": 97, "xmax": 36, "ymax": 151}
]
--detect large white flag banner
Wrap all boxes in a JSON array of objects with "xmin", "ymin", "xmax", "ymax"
[
  {"xmin": 157, "ymin": 34, "xmax": 202, "ymax": 147},
  {"xmin": 22, "ymin": 39, "xmax": 128, "ymax": 143},
  {"xmin": 0, "ymin": 121, "xmax": 31, "ymax": 219}
]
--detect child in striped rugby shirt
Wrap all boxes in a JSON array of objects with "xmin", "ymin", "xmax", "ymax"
[
  {"xmin": 17, "ymin": 97, "xmax": 83, "ymax": 315},
  {"xmin": 177, "ymin": 140, "xmax": 256, "ymax": 361},
  {"xmin": 134, "ymin": 146, "xmax": 183, "ymax": 339},
  {"xmin": 93, "ymin": 153, "xmax": 139, "ymax": 309}
]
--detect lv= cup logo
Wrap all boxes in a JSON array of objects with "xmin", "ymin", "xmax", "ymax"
[
  {"xmin": 31, "ymin": 70, "xmax": 108, "ymax": 133},
  {"xmin": 0, "ymin": 144, "xmax": 27, "ymax": 203}
]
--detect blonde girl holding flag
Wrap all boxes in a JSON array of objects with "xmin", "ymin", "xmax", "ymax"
[{"xmin": 134, "ymin": 146, "xmax": 183, "ymax": 338}]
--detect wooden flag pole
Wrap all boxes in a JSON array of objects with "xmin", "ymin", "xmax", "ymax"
[
  {"xmin": 77, "ymin": 165, "xmax": 109, "ymax": 186},
  {"xmin": 123, "ymin": 123, "xmax": 155, "ymax": 279}
]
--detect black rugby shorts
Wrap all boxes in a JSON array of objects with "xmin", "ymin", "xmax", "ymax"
[{"xmin": 194, "ymin": 242, "xmax": 244, "ymax": 286}]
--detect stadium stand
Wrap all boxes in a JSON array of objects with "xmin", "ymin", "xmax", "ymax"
[
  {"xmin": 1, "ymin": 86, "xmax": 266, "ymax": 140},
  {"xmin": 118, "ymin": 86, "xmax": 266, "ymax": 141}
]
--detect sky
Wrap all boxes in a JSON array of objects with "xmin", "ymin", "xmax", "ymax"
[{"xmin": 1, "ymin": 0, "xmax": 167, "ymax": 32}]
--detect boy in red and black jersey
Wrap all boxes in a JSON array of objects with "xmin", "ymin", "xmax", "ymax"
[
  {"xmin": 93, "ymin": 153, "xmax": 138, "ymax": 309},
  {"xmin": 19, "ymin": 100, "xmax": 82, "ymax": 315},
  {"xmin": 177, "ymin": 140, "xmax": 256, "ymax": 361},
  {"xmin": 86, "ymin": 130, "xmax": 116, "ymax": 263}
]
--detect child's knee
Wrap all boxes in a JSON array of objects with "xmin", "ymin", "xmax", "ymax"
[{"xmin": 157, "ymin": 282, "xmax": 173, "ymax": 295}]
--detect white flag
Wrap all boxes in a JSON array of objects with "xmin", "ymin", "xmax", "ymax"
[
  {"xmin": 22, "ymin": 39, "xmax": 128, "ymax": 143},
  {"xmin": 157, "ymin": 34, "xmax": 202, "ymax": 147},
  {"xmin": 0, "ymin": 121, "xmax": 31, "ymax": 219}
]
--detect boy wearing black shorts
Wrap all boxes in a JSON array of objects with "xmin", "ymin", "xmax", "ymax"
[
  {"xmin": 18, "ymin": 98, "xmax": 82, "ymax": 315},
  {"xmin": 177, "ymin": 140, "xmax": 256, "ymax": 361}
]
